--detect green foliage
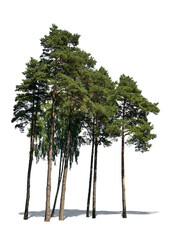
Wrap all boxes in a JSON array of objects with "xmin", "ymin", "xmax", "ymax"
[
  {"xmin": 81, "ymin": 67, "xmax": 119, "ymax": 147},
  {"xmin": 33, "ymin": 25, "xmax": 97, "ymax": 166},
  {"xmin": 11, "ymin": 58, "xmax": 48, "ymax": 132},
  {"xmin": 12, "ymin": 25, "xmax": 160, "ymax": 163},
  {"xmin": 127, "ymin": 119, "xmax": 156, "ymax": 152},
  {"xmin": 116, "ymin": 74, "xmax": 160, "ymax": 152},
  {"xmin": 12, "ymin": 25, "xmax": 160, "ymax": 200},
  {"xmin": 11, "ymin": 24, "xmax": 161, "ymax": 222}
]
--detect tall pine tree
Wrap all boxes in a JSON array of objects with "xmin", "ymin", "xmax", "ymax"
[
  {"xmin": 82, "ymin": 67, "xmax": 119, "ymax": 218},
  {"xmin": 58, "ymin": 49, "xmax": 96, "ymax": 221},
  {"xmin": 11, "ymin": 58, "xmax": 47, "ymax": 219},
  {"xmin": 116, "ymin": 74, "xmax": 159, "ymax": 218},
  {"xmin": 40, "ymin": 24, "xmax": 80, "ymax": 221}
]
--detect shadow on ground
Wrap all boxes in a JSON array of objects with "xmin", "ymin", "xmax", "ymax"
[{"xmin": 19, "ymin": 209, "xmax": 158, "ymax": 219}]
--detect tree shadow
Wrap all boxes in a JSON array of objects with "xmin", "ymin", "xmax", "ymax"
[{"xmin": 19, "ymin": 209, "xmax": 158, "ymax": 219}]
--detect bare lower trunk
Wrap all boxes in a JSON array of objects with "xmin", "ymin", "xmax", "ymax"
[
  {"xmin": 92, "ymin": 117, "xmax": 98, "ymax": 219},
  {"xmin": 59, "ymin": 130, "xmax": 71, "ymax": 221},
  {"xmin": 86, "ymin": 130, "xmax": 95, "ymax": 217},
  {"xmin": 24, "ymin": 113, "xmax": 36, "ymax": 220},
  {"xmin": 23, "ymin": 133, "xmax": 34, "ymax": 220},
  {"xmin": 45, "ymin": 84, "xmax": 56, "ymax": 222},
  {"xmin": 59, "ymin": 99, "xmax": 73, "ymax": 221},
  {"xmin": 122, "ymin": 100, "xmax": 127, "ymax": 218},
  {"xmin": 51, "ymin": 151, "xmax": 65, "ymax": 217}
]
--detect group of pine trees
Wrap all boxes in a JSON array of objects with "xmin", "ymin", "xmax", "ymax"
[{"xmin": 11, "ymin": 24, "xmax": 159, "ymax": 221}]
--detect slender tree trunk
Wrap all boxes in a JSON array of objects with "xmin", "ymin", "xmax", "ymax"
[
  {"xmin": 92, "ymin": 116, "xmax": 98, "ymax": 219},
  {"xmin": 45, "ymin": 84, "xmax": 56, "ymax": 222},
  {"xmin": 59, "ymin": 98, "xmax": 74, "ymax": 221},
  {"xmin": 23, "ymin": 121, "xmax": 35, "ymax": 219},
  {"xmin": 122, "ymin": 99, "xmax": 127, "ymax": 218},
  {"xmin": 24, "ymin": 104, "xmax": 37, "ymax": 220},
  {"xmin": 51, "ymin": 151, "xmax": 65, "ymax": 217},
  {"xmin": 86, "ymin": 122, "xmax": 95, "ymax": 217}
]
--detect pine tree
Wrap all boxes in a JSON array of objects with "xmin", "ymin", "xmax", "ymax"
[
  {"xmin": 58, "ymin": 49, "xmax": 96, "ymax": 221},
  {"xmin": 40, "ymin": 24, "xmax": 80, "ymax": 222},
  {"xmin": 116, "ymin": 74, "xmax": 159, "ymax": 218},
  {"xmin": 12, "ymin": 24, "xmax": 160, "ymax": 223},
  {"xmin": 92, "ymin": 68, "xmax": 119, "ymax": 219},
  {"xmin": 82, "ymin": 67, "xmax": 119, "ymax": 218},
  {"xmin": 11, "ymin": 58, "xmax": 47, "ymax": 219}
]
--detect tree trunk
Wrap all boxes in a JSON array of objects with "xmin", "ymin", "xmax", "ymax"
[
  {"xmin": 59, "ymin": 98, "xmax": 74, "ymax": 221},
  {"xmin": 23, "ymin": 103, "xmax": 37, "ymax": 220},
  {"xmin": 45, "ymin": 84, "xmax": 56, "ymax": 222},
  {"xmin": 86, "ymin": 128, "xmax": 95, "ymax": 217},
  {"xmin": 23, "ymin": 121, "xmax": 35, "ymax": 219},
  {"xmin": 51, "ymin": 151, "xmax": 65, "ymax": 217},
  {"xmin": 92, "ymin": 116, "xmax": 98, "ymax": 219},
  {"xmin": 121, "ymin": 100, "xmax": 127, "ymax": 218}
]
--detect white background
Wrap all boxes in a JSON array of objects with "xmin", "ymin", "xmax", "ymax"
[{"xmin": 0, "ymin": 0, "xmax": 171, "ymax": 239}]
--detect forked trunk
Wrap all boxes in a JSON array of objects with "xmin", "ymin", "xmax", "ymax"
[
  {"xmin": 24, "ymin": 108, "xmax": 37, "ymax": 220},
  {"xmin": 92, "ymin": 117, "xmax": 98, "ymax": 219},
  {"xmin": 121, "ymin": 100, "xmax": 127, "ymax": 218},
  {"xmin": 45, "ymin": 84, "xmax": 56, "ymax": 222},
  {"xmin": 86, "ymin": 126, "xmax": 95, "ymax": 217},
  {"xmin": 59, "ymin": 98, "xmax": 74, "ymax": 221},
  {"xmin": 51, "ymin": 151, "xmax": 65, "ymax": 217}
]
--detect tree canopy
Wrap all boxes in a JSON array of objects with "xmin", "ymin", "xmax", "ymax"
[{"xmin": 11, "ymin": 24, "xmax": 160, "ymax": 222}]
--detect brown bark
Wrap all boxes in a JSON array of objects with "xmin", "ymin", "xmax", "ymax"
[
  {"xmin": 51, "ymin": 151, "xmax": 64, "ymax": 217},
  {"xmin": 44, "ymin": 84, "xmax": 56, "ymax": 222},
  {"xmin": 92, "ymin": 116, "xmax": 98, "ymax": 219},
  {"xmin": 86, "ymin": 124, "xmax": 95, "ymax": 217},
  {"xmin": 24, "ymin": 102, "xmax": 37, "ymax": 220},
  {"xmin": 122, "ymin": 99, "xmax": 127, "ymax": 218},
  {"xmin": 59, "ymin": 97, "xmax": 74, "ymax": 221},
  {"xmin": 23, "ymin": 124, "xmax": 34, "ymax": 219}
]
